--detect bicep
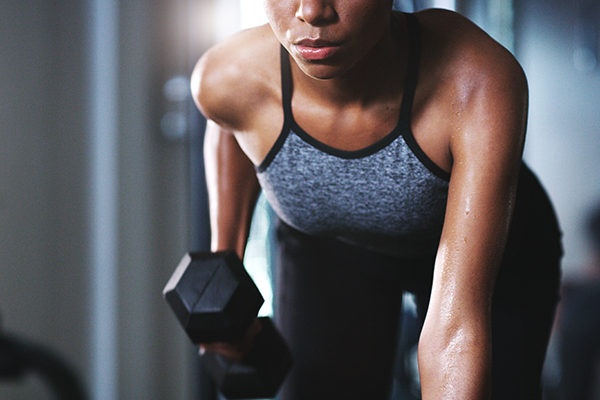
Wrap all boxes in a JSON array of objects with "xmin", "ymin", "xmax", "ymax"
[{"xmin": 429, "ymin": 62, "xmax": 528, "ymax": 323}]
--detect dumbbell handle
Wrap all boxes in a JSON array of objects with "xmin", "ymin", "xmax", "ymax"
[
  {"xmin": 201, "ymin": 317, "xmax": 292, "ymax": 399},
  {"xmin": 199, "ymin": 318, "xmax": 263, "ymax": 361}
]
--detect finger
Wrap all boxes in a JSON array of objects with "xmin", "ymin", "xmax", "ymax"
[{"xmin": 200, "ymin": 342, "xmax": 246, "ymax": 361}]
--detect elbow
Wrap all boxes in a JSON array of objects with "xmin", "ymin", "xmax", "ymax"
[
  {"xmin": 418, "ymin": 323, "xmax": 489, "ymax": 364},
  {"xmin": 418, "ymin": 321, "xmax": 492, "ymax": 399}
]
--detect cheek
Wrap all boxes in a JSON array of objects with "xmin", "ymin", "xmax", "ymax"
[
  {"xmin": 340, "ymin": 13, "xmax": 388, "ymax": 55},
  {"xmin": 341, "ymin": 1, "xmax": 391, "ymax": 35},
  {"xmin": 263, "ymin": 0, "xmax": 295, "ymax": 43}
]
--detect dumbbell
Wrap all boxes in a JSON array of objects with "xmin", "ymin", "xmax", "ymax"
[{"xmin": 163, "ymin": 251, "xmax": 292, "ymax": 399}]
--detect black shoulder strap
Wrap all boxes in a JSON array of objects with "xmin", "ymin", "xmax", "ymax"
[
  {"xmin": 257, "ymin": 46, "xmax": 294, "ymax": 173},
  {"xmin": 398, "ymin": 13, "xmax": 422, "ymax": 125},
  {"xmin": 280, "ymin": 45, "xmax": 293, "ymax": 119}
]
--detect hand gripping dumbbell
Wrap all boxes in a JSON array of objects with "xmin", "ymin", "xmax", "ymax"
[{"xmin": 163, "ymin": 251, "xmax": 292, "ymax": 399}]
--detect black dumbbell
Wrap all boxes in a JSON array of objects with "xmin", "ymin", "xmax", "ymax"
[{"xmin": 163, "ymin": 251, "xmax": 292, "ymax": 399}]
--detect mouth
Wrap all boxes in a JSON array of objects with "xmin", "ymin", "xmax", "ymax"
[{"xmin": 294, "ymin": 38, "xmax": 340, "ymax": 61}]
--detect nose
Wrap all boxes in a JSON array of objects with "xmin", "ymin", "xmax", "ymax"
[{"xmin": 295, "ymin": 0, "xmax": 337, "ymax": 26}]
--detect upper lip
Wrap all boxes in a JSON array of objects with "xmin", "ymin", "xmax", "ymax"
[{"xmin": 295, "ymin": 38, "xmax": 337, "ymax": 48}]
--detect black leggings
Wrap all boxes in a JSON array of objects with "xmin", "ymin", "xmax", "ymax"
[{"xmin": 273, "ymin": 215, "xmax": 561, "ymax": 400}]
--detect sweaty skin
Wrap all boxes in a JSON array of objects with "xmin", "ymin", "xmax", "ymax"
[{"xmin": 192, "ymin": 2, "xmax": 528, "ymax": 399}]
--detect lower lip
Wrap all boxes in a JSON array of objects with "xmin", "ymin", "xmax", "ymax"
[{"xmin": 295, "ymin": 45, "xmax": 339, "ymax": 61}]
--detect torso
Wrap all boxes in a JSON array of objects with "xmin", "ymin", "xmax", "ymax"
[{"xmin": 252, "ymin": 12, "xmax": 451, "ymax": 258}]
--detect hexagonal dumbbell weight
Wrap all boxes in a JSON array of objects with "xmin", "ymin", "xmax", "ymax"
[{"xmin": 163, "ymin": 251, "xmax": 292, "ymax": 399}]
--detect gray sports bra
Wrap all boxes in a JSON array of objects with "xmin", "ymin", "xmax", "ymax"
[{"xmin": 256, "ymin": 13, "xmax": 450, "ymax": 258}]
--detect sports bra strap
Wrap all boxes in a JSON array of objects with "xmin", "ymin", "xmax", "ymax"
[
  {"xmin": 398, "ymin": 12, "xmax": 422, "ymax": 127},
  {"xmin": 280, "ymin": 45, "xmax": 293, "ymax": 121}
]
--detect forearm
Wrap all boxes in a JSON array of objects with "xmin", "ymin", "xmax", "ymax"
[
  {"xmin": 418, "ymin": 320, "xmax": 492, "ymax": 400},
  {"xmin": 204, "ymin": 120, "xmax": 261, "ymax": 258}
]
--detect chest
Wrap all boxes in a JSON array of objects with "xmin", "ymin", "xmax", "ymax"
[{"xmin": 257, "ymin": 132, "xmax": 450, "ymax": 256}]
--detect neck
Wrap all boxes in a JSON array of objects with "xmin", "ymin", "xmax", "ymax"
[{"xmin": 290, "ymin": 15, "xmax": 407, "ymax": 108}]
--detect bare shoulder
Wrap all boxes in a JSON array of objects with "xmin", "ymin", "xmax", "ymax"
[
  {"xmin": 409, "ymin": 9, "xmax": 528, "ymax": 173},
  {"xmin": 416, "ymin": 8, "xmax": 527, "ymax": 108},
  {"xmin": 191, "ymin": 24, "xmax": 281, "ymax": 131}
]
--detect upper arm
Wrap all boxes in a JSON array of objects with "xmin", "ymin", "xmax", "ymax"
[
  {"xmin": 427, "ymin": 19, "xmax": 529, "ymax": 328},
  {"xmin": 204, "ymin": 120, "xmax": 261, "ymax": 258},
  {"xmin": 192, "ymin": 26, "xmax": 276, "ymax": 257},
  {"xmin": 194, "ymin": 44, "xmax": 258, "ymax": 257}
]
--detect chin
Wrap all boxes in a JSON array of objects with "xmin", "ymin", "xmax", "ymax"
[{"xmin": 297, "ymin": 62, "xmax": 352, "ymax": 81}]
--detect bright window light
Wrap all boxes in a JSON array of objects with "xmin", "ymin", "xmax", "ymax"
[
  {"xmin": 433, "ymin": 0, "xmax": 456, "ymax": 10},
  {"xmin": 240, "ymin": 0, "xmax": 269, "ymax": 29}
]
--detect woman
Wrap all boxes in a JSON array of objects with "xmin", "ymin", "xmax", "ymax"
[{"xmin": 193, "ymin": 1, "xmax": 562, "ymax": 399}]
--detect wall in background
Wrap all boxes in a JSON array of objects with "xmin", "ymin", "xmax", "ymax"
[
  {"xmin": 0, "ymin": 0, "xmax": 90, "ymax": 397},
  {"xmin": 0, "ymin": 0, "xmax": 194, "ymax": 398},
  {"xmin": 515, "ymin": 0, "xmax": 600, "ymax": 280}
]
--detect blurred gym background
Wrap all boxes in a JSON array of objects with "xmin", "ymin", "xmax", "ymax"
[{"xmin": 1, "ymin": 0, "xmax": 599, "ymax": 399}]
